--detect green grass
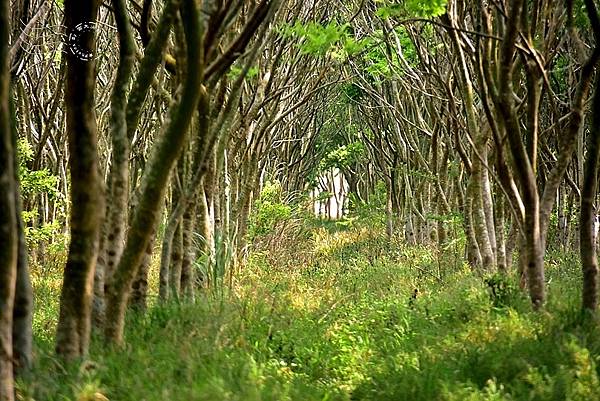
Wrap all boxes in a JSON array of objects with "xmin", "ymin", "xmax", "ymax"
[{"xmin": 22, "ymin": 223, "xmax": 600, "ymax": 401}]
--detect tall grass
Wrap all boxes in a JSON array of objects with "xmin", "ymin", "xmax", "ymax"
[{"xmin": 22, "ymin": 218, "xmax": 600, "ymax": 401}]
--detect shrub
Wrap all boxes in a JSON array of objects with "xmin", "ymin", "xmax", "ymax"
[{"xmin": 248, "ymin": 181, "xmax": 292, "ymax": 240}]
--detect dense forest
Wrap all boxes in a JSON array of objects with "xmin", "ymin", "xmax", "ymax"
[{"xmin": 3, "ymin": 0, "xmax": 600, "ymax": 399}]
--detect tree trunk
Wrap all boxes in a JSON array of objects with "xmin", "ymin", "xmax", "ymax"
[
  {"xmin": 0, "ymin": 0, "xmax": 17, "ymax": 394},
  {"xmin": 180, "ymin": 203, "xmax": 196, "ymax": 300},
  {"xmin": 581, "ymin": 81, "xmax": 600, "ymax": 311},
  {"xmin": 505, "ymin": 222, "xmax": 518, "ymax": 270},
  {"xmin": 481, "ymin": 167, "xmax": 497, "ymax": 260},
  {"xmin": 236, "ymin": 159, "xmax": 259, "ymax": 257},
  {"xmin": 444, "ymin": 11, "xmax": 494, "ymax": 270},
  {"xmin": 12, "ymin": 140, "xmax": 32, "ymax": 372},
  {"xmin": 55, "ymin": 0, "xmax": 103, "ymax": 360},
  {"xmin": 198, "ymin": 187, "xmax": 214, "ymax": 285},
  {"xmin": 169, "ymin": 218, "xmax": 184, "ymax": 299},
  {"xmin": 92, "ymin": 199, "xmax": 109, "ymax": 329},
  {"xmin": 159, "ymin": 187, "xmax": 180, "ymax": 302},
  {"xmin": 497, "ymin": 0, "xmax": 545, "ymax": 308},
  {"xmin": 101, "ymin": 0, "xmax": 137, "ymax": 312},
  {"xmin": 385, "ymin": 177, "xmax": 393, "ymax": 240},
  {"xmin": 129, "ymin": 233, "xmax": 153, "ymax": 313},
  {"xmin": 495, "ymin": 194, "xmax": 507, "ymax": 272},
  {"xmin": 464, "ymin": 180, "xmax": 482, "ymax": 268},
  {"xmin": 104, "ymin": 0, "xmax": 203, "ymax": 344}
]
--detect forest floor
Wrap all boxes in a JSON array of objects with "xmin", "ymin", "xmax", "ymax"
[{"xmin": 22, "ymin": 219, "xmax": 600, "ymax": 401}]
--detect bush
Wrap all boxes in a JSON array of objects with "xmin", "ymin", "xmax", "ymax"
[
  {"xmin": 248, "ymin": 181, "xmax": 292, "ymax": 240},
  {"xmin": 483, "ymin": 273, "xmax": 521, "ymax": 308}
]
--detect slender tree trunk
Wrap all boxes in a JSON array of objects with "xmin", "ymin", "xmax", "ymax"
[
  {"xmin": 159, "ymin": 187, "xmax": 180, "ymax": 301},
  {"xmin": 158, "ymin": 211, "xmax": 173, "ymax": 301},
  {"xmin": 129, "ymin": 233, "xmax": 153, "ymax": 313},
  {"xmin": 497, "ymin": 0, "xmax": 545, "ymax": 308},
  {"xmin": 580, "ymin": 0, "xmax": 600, "ymax": 312},
  {"xmin": 104, "ymin": 0, "xmax": 203, "ymax": 344},
  {"xmin": 170, "ymin": 218, "xmax": 184, "ymax": 299},
  {"xmin": 385, "ymin": 176, "xmax": 393, "ymax": 240},
  {"xmin": 236, "ymin": 159, "xmax": 259, "ymax": 256},
  {"xmin": 100, "ymin": 0, "xmax": 137, "ymax": 315},
  {"xmin": 581, "ymin": 84, "xmax": 600, "ymax": 311},
  {"xmin": 505, "ymin": 222, "xmax": 518, "ymax": 270},
  {"xmin": 180, "ymin": 203, "xmax": 196, "ymax": 300},
  {"xmin": 8, "ymin": 44, "xmax": 33, "ymax": 377},
  {"xmin": 445, "ymin": 11, "xmax": 494, "ymax": 270},
  {"xmin": 464, "ymin": 180, "xmax": 482, "ymax": 268},
  {"xmin": 495, "ymin": 194, "xmax": 507, "ymax": 272},
  {"xmin": 198, "ymin": 187, "xmax": 214, "ymax": 281},
  {"xmin": 0, "ymin": 0, "xmax": 17, "ymax": 394},
  {"xmin": 55, "ymin": 0, "xmax": 103, "ymax": 359},
  {"xmin": 130, "ymin": 204, "xmax": 162, "ymax": 312},
  {"xmin": 481, "ymin": 167, "xmax": 496, "ymax": 259},
  {"xmin": 472, "ymin": 160, "xmax": 495, "ymax": 270},
  {"xmin": 539, "ymin": 41, "xmax": 600, "ymax": 251},
  {"xmin": 11, "ymin": 130, "xmax": 32, "ymax": 372},
  {"xmin": 92, "ymin": 198, "xmax": 109, "ymax": 329},
  {"xmin": 93, "ymin": 0, "xmax": 137, "ymax": 330}
]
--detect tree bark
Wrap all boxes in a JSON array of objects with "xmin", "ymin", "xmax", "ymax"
[
  {"xmin": 579, "ymin": 0, "xmax": 600, "ymax": 313},
  {"xmin": 11, "ymin": 116, "xmax": 32, "ymax": 372},
  {"xmin": 180, "ymin": 203, "xmax": 196, "ymax": 300},
  {"xmin": 497, "ymin": 0, "xmax": 545, "ymax": 308},
  {"xmin": 129, "ymin": 225, "xmax": 155, "ymax": 313},
  {"xmin": 170, "ymin": 218, "xmax": 184, "ymax": 299},
  {"xmin": 104, "ymin": 0, "xmax": 203, "ymax": 344},
  {"xmin": 0, "ymin": 0, "xmax": 17, "ymax": 394},
  {"xmin": 98, "ymin": 0, "xmax": 137, "ymax": 325},
  {"xmin": 444, "ymin": 11, "xmax": 494, "ymax": 270},
  {"xmin": 495, "ymin": 194, "xmax": 507, "ymax": 272},
  {"xmin": 55, "ymin": 0, "xmax": 103, "ymax": 360}
]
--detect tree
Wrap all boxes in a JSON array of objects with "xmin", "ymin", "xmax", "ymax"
[
  {"xmin": 55, "ymin": 0, "xmax": 103, "ymax": 360},
  {"xmin": 104, "ymin": 0, "xmax": 205, "ymax": 344},
  {"xmin": 0, "ymin": 0, "xmax": 18, "ymax": 396},
  {"xmin": 580, "ymin": 0, "xmax": 600, "ymax": 313}
]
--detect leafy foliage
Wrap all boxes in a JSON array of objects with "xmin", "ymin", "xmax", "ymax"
[
  {"xmin": 227, "ymin": 64, "xmax": 259, "ymax": 80},
  {"xmin": 319, "ymin": 142, "xmax": 364, "ymax": 172},
  {"xmin": 376, "ymin": 0, "xmax": 448, "ymax": 19},
  {"xmin": 17, "ymin": 139, "xmax": 59, "ymax": 199},
  {"xmin": 282, "ymin": 21, "xmax": 365, "ymax": 60},
  {"xmin": 352, "ymin": 26, "xmax": 418, "ymax": 80},
  {"xmin": 248, "ymin": 181, "xmax": 292, "ymax": 240},
  {"xmin": 16, "ymin": 139, "xmax": 63, "ymax": 249}
]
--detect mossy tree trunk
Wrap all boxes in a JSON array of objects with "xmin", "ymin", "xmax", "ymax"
[
  {"xmin": 55, "ymin": 0, "xmax": 103, "ymax": 360},
  {"xmin": 180, "ymin": 203, "xmax": 196, "ymax": 300},
  {"xmin": 7, "ymin": 1, "xmax": 33, "ymax": 374},
  {"xmin": 444, "ymin": 10, "xmax": 495, "ymax": 271},
  {"xmin": 497, "ymin": 0, "xmax": 545, "ymax": 308},
  {"xmin": 97, "ymin": 0, "xmax": 137, "ymax": 326},
  {"xmin": 0, "ymin": 0, "xmax": 18, "ymax": 396},
  {"xmin": 129, "ymin": 225, "xmax": 157, "ymax": 313},
  {"xmin": 104, "ymin": 0, "xmax": 204, "ymax": 345},
  {"xmin": 93, "ymin": 0, "xmax": 177, "ymax": 324},
  {"xmin": 10, "ymin": 97, "xmax": 32, "ymax": 373},
  {"xmin": 580, "ymin": 0, "xmax": 600, "ymax": 312}
]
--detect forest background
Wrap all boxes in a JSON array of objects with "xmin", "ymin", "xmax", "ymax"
[{"xmin": 3, "ymin": 0, "xmax": 600, "ymax": 400}]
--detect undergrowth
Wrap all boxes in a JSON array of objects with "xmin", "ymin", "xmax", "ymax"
[{"xmin": 22, "ymin": 218, "xmax": 600, "ymax": 401}]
